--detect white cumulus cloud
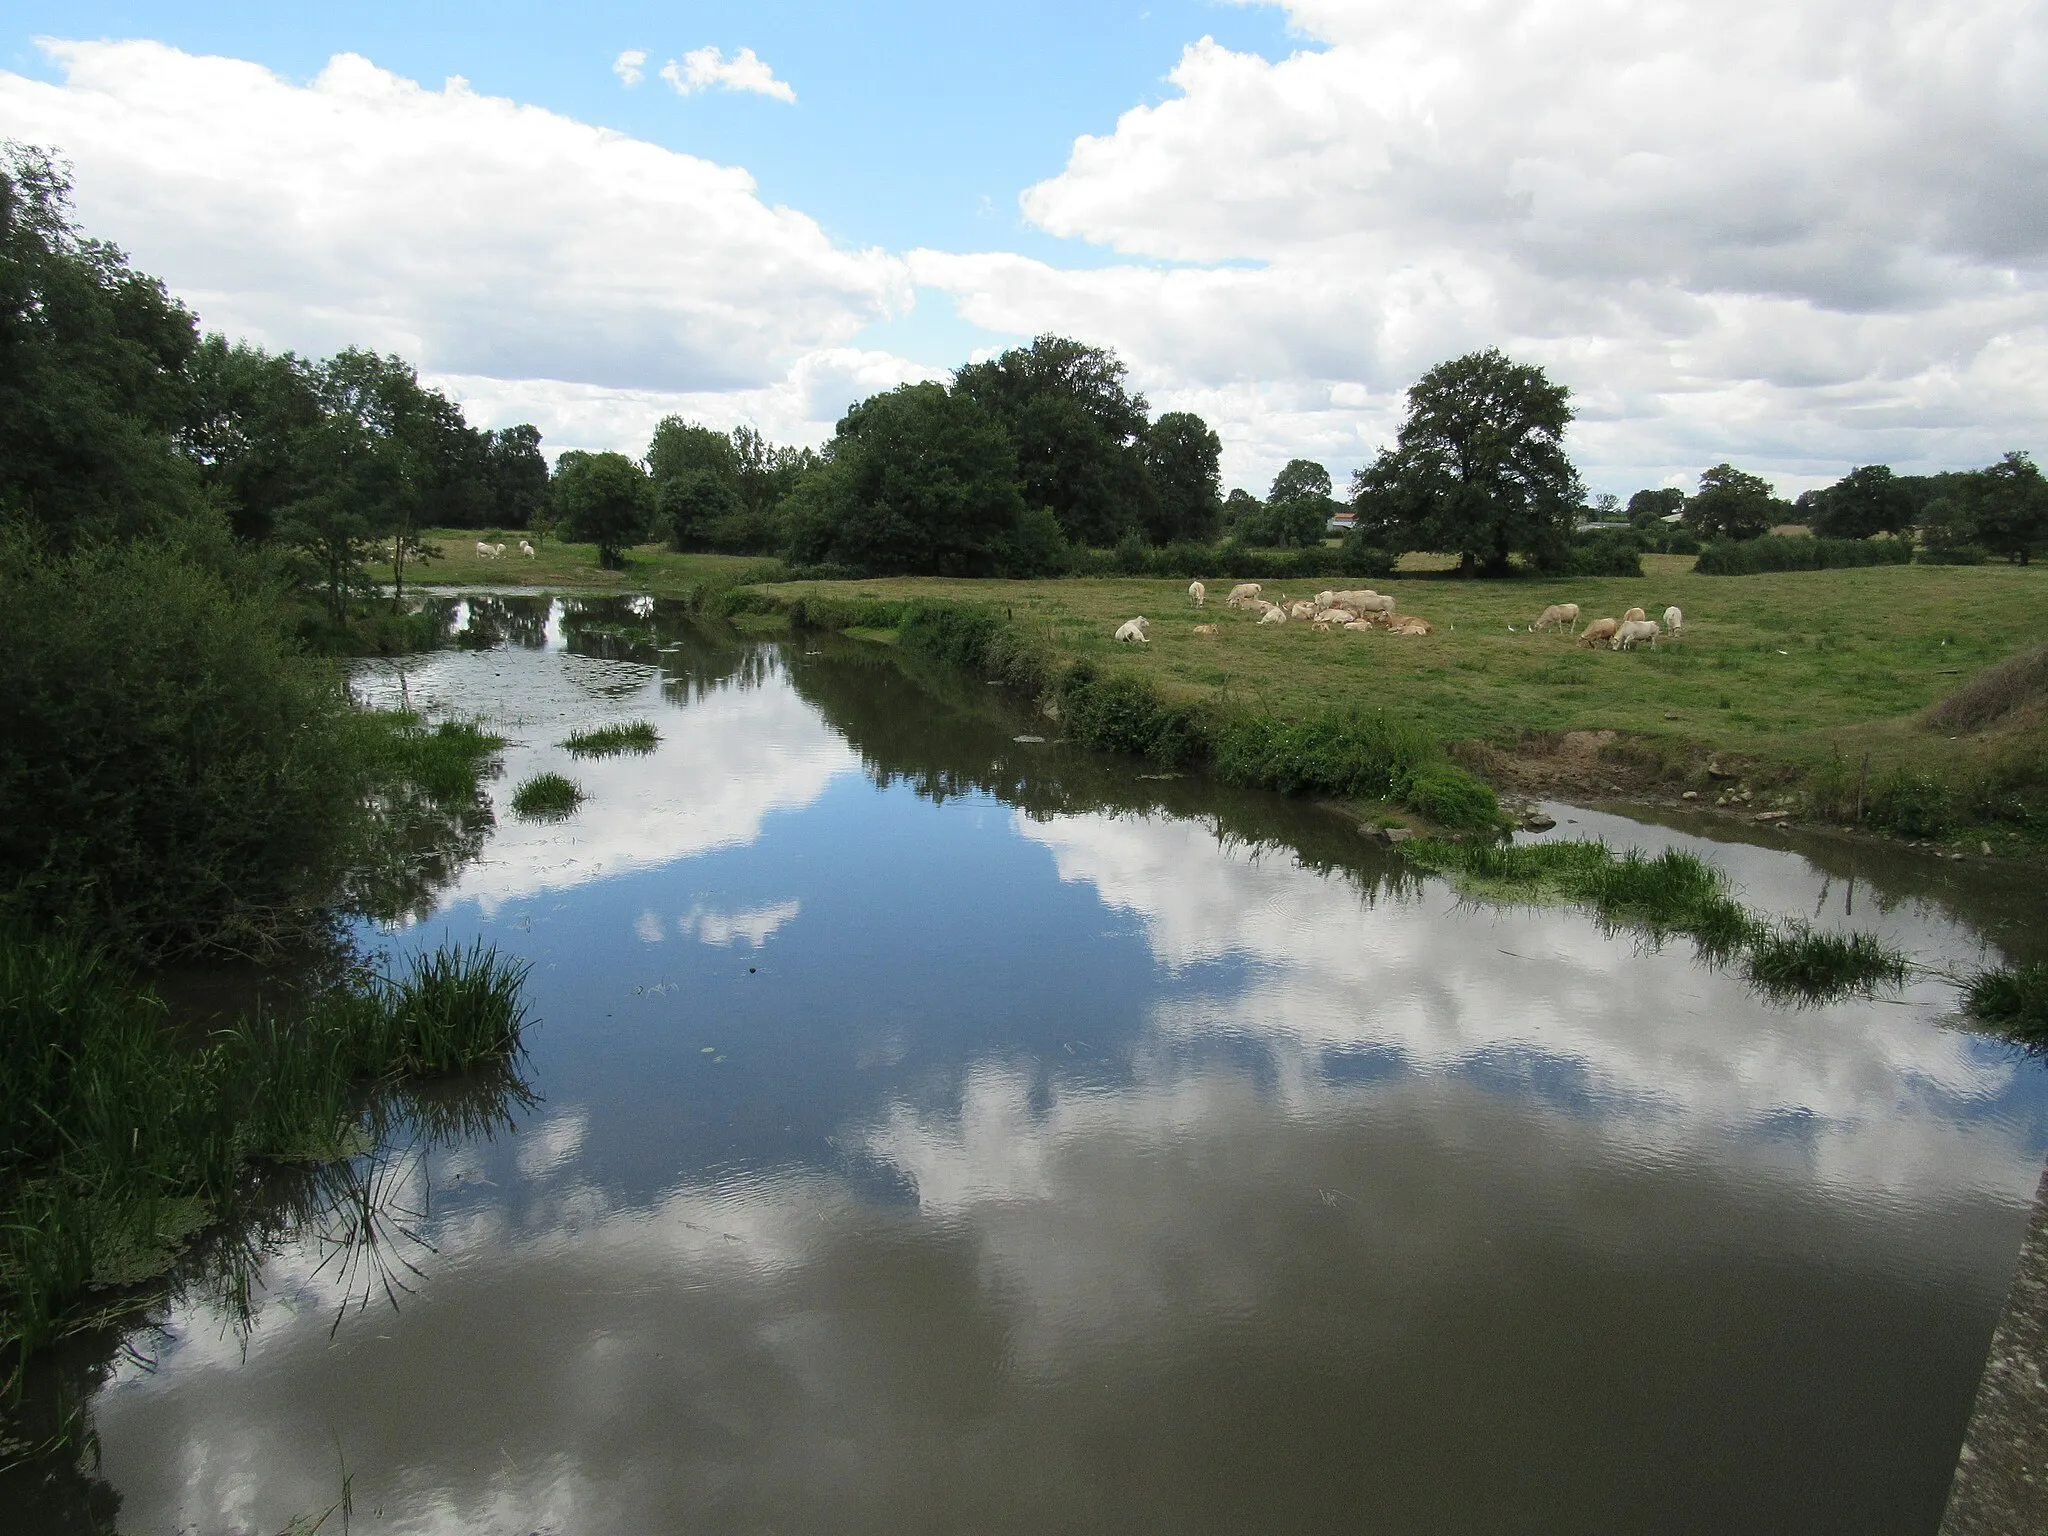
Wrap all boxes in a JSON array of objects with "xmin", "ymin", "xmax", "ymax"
[
  {"xmin": 659, "ymin": 46, "xmax": 796, "ymax": 104},
  {"xmin": 0, "ymin": 40, "xmax": 896, "ymax": 412},
  {"xmin": 611, "ymin": 48, "xmax": 646, "ymax": 87},
  {"xmin": 915, "ymin": 0, "xmax": 2048, "ymax": 492}
]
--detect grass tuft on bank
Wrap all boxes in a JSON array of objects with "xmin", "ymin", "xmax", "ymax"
[
  {"xmin": 560, "ymin": 721, "xmax": 660, "ymax": 757},
  {"xmin": 1962, "ymin": 962, "xmax": 2048, "ymax": 1048},
  {"xmin": 0, "ymin": 925, "xmax": 530, "ymax": 1361},
  {"xmin": 511, "ymin": 772, "xmax": 583, "ymax": 819},
  {"xmin": 1400, "ymin": 837, "xmax": 1914, "ymax": 1001}
]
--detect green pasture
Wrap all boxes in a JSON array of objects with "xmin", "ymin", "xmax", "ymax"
[{"xmin": 757, "ymin": 559, "xmax": 2048, "ymax": 779}]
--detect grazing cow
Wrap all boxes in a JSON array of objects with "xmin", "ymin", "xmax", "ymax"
[
  {"xmin": 1189, "ymin": 580, "xmax": 1206, "ymax": 607},
  {"xmin": 1534, "ymin": 603, "xmax": 1580, "ymax": 632},
  {"xmin": 1226, "ymin": 582, "xmax": 1263, "ymax": 607},
  {"xmin": 492, "ymin": 543, "xmax": 508, "ymax": 558},
  {"xmin": 1612, "ymin": 619, "xmax": 1662, "ymax": 650},
  {"xmin": 1623, "ymin": 606, "xmax": 1647, "ymax": 623},
  {"xmin": 520, "ymin": 540, "xmax": 537, "ymax": 559},
  {"xmin": 1663, "ymin": 605, "xmax": 1683, "ymax": 637},
  {"xmin": 1579, "ymin": 618, "xmax": 1620, "ymax": 647},
  {"xmin": 1259, "ymin": 606, "xmax": 1287, "ymax": 625},
  {"xmin": 1335, "ymin": 591, "xmax": 1396, "ymax": 615},
  {"xmin": 1114, "ymin": 617, "xmax": 1151, "ymax": 643},
  {"xmin": 1193, "ymin": 623, "xmax": 1220, "ymax": 635},
  {"xmin": 476, "ymin": 541, "xmax": 495, "ymax": 559}
]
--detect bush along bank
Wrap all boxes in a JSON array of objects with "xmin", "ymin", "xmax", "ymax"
[
  {"xmin": 761, "ymin": 593, "xmax": 1508, "ymax": 832},
  {"xmin": 0, "ymin": 927, "xmax": 532, "ymax": 1367},
  {"xmin": 1695, "ymin": 533, "xmax": 1915, "ymax": 575}
]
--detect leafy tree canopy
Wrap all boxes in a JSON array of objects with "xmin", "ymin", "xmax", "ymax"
[
  {"xmin": 1798, "ymin": 464, "xmax": 1916, "ymax": 540},
  {"xmin": 784, "ymin": 381, "xmax": 1036, "ymax": 576},
  {"xmin": 1966, "ymin": 451, "xmax": 2048, "ymax": 565},
  {"xmin": 1270, "ymin": 459, "xmax": 1333, "ymax": 505},
  {"xmin": 0, "ymin": 144, "xmax": 206, "ymax": 544},
  {"xmin": 1351, "ymin": 348, "xmax": 1581, "ymax": 576},
  {"xmin": 1142, "ymin": 411, "xmax": 1223, "ymax": 543},
  {"xmin": 1687, "ymin": 463, "xmax": 1788, "ymax": 542},
  {"xmin": 954, "ymin": 335, "xmax": 1151, "ymax": 548},
  {"xmin": 1627, "ymin": 487, "xmax": 1686, "ymax": 527},
  {"xmin": 552, "ymin": 450, "xmax": 652, "ymax": 568}
]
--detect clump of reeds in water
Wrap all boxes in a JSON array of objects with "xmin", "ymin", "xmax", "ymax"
[
  {"xmin": 1400, "ymin": 837, "xmax": 1914, "ymax": 1003},
  {"xmin": 559, "ymin": 720, "xmax": 660, "ymax": 758},
  {"xmin": 510, "ymin": 771, "xmax": 583, "ymax": 819},
  {"xmin": 1963, "ymin": 962, "xmax": 2048, "ymax": 1049},
  {"xmin": 0, "ymin": 923, "xmax": 531, "ymax": 1363}
]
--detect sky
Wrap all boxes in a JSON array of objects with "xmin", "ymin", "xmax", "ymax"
[{"xmin": 1, "ymin": 0, "xmax": 2043, "ymax": 497}]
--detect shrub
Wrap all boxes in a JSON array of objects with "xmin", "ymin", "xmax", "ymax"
[
  {"xmin": 1916, "ymin": 544, "xmax": 1987, "ymax": 566},
  {"xmin": 0, "ymin": 533, "xmax": 368, "ymax": 958},
  {"xmin": 1560, "ymin": 532, "xmax": 1644, "ymax": 577},
  {"xmin": 1695, "ymin": 534, "xmax": 1913, "ymax": 575}
]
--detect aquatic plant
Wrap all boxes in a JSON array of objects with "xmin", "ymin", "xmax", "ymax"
[
  {"xmin": 510, "ymin": 772, "xmax": 583, "ymax": 819},
  {"xmin": 1963, "ymin": 962, "xmax": 2048, "ymax": 1048},
  {"xmin": 560, "ymin": 720, "xmax": 660, "ymax": 757},
  {"xmin": 0, "ymin": 923, "xmax": 532, "ymax": 1363},
  {"xmin": 1400, "ymin": 837, "xmax": 1914, "ymax": 1002}
]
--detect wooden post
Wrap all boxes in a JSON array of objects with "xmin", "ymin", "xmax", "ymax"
[{"xmin": 1854, "ymin": 752, "xmax": 1871, "ymax": 824}]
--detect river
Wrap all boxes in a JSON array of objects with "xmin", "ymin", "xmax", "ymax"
[{"xmin": 32, "ymin": 593, "xmax": 2048, "ymax": 1534}]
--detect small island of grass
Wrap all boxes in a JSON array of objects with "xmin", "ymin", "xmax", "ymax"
[
  {"xmin": 511, "ymin": 772, "xmax": 584, "ymax": 819},
  {"xmin": 560, "ymin": 720, "xmax": 660, "ymax": 757}
]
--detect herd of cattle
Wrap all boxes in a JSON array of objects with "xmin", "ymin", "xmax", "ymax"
[
  {"xmin": 474, "ymin": 540, "xmax": 538, "ymax": 561},
  {"xmin": 1112, "ymin": 583, "xmax": 1684, "ymax": 651}
]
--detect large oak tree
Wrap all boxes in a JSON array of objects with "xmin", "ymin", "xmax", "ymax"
[{"xmin": 1351, "ymin": 349, "xmax": 1581, "ymax": 576}]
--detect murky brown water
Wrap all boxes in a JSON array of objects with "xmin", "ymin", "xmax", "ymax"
[{"xmin": 19, "ymin": 595, "xmax": 2048, "ymax": 1534}]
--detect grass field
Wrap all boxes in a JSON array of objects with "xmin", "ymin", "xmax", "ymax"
[
  {"xmin": 405, "ymin": 531, "xmax": 775, "ymax": 597},
  {"xmin": 756, "ymin": 560, "xmax": 2048, "ymax": 810}
]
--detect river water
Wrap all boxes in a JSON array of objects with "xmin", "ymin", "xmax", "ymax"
[{"xmin": 40, "ymin": 595, "xmax": 2048, "ymax": 1533}]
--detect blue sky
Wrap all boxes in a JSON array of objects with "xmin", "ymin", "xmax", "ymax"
[{"xmin": 1, "ymin": 1, "xmax": 2042, "ymax": 494}]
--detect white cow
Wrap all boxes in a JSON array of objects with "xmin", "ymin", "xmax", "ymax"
[
  {"xmin": 1612, "ymin": 619, "xmax": 1662, "ymax": 650},
  {"xmin": 1225, "ymin": 582, "xmax": 1263, "ymax": 608},
  {"xmin": 1623, "ymin": 606, "xmax": 1647, "ymax": 623},
  {"xmin": 490, "ymin": 542, "xmax": 508, "ymax": 559},
  {"xmin": 1663, "ymin": 605, "xmax": 1683, "ymax": 637},
  {"xmin": 1258, "ymin": 606, "xmax": 1287, "ymax": 625},
  {"xmin": 1114, "ymin": 617, "xmax": 1151, "ymax": 643},
  {"xmin": 475, "ymin": 541, "xmax": 496, "ymax": 559},
  {"xmin": 1533, "ymin": 603, "xmax": 1580, "ymax": 632},
  {"xmin": 520, "ymin": 540, "xmax": 537, "ymax": 559},
  {"xmin": 1189, "ymin": 580, "xmax": 1206, "ymax": 607}
]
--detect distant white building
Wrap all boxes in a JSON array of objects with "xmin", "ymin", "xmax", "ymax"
[{"xmin": 1326, "ymin": 510, "xmax": 1357, "ymax": 533}]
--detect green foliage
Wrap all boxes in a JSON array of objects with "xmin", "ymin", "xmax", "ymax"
[
  {"xmin": 1352, "ymin": 348, "xmax": 1581, "ymax": 576},
  {"xmin": 1687, "ymin": 463, "xmax": 1789, "ymax": 542},
  {"xmin": 1550, "ymin": 531, "xmax": 1645, "ymax": 577},
  {"xmin": 0, "ymin": 145, "xmax": 208, "ymax": 547},
  {"xmin": 1799, "ymin": 464, "xmax": 1917, "ymax": 540},
  {"xmin": 785, "ymin": 381, "xmax": 1037, "ymax": 576},
  {"xmin": 560, "ymin": 721, "xmax": 660, "ymax": 757},
  {"xmin": 1963, "ymin": 963, "xmax": 2048, "ymax": 1047},
  {"xmin": 0, "ymin": 922, "xmax": 530, "ymax": 1352},
  {"xmin": 1694, "ymin": 533, "xmax": 1913, "ymax": 574},
  {"xmin": 356, "ymin": 715, "xmax": 506, "ymax": 802},
  {"xmin": 0, "ymin": 531, "xmax": 369, "ymax": 959},
  {"xmin": 483, "ymin": 424, "xmax": 549, "ymax": 530},
  {"xmin": 954, "ymin": 335, "xmax": 1152, "ymax": 548},
  {"xmin": 552, "ymin": 450, "xmax": 652, "ymax": 568},
  {"xmin": 1967, "ymin": 451, "xmax": 2048, "ymax": 565},
  {"xmin": 511, "ymin": 772, "xmax": 583, "ymax": 819},
  {"xmin": 1141, "ymin": 411, "xmax": 1223, "ymax": 543},
  {"xmin": 1627, "ymin": 487, "xmax": 1685, "ymax": 527}
]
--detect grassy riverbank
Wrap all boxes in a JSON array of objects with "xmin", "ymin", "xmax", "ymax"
[
  {"xmin": 743, "ymin": 562, "xmax": 2048, "ymax": 852},
  {"xmin": 409, "ymin": 532, "xmax": 778, "ymax": 600}
]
